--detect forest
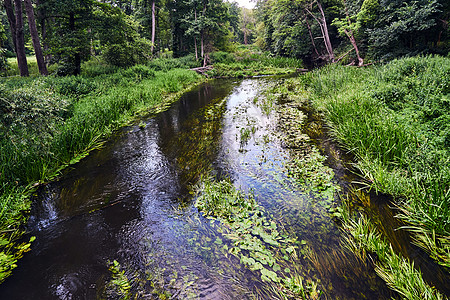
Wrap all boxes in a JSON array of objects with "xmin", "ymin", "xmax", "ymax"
[{"xmin": 0, "ymin": 0, "xmax": 449, "ymax": 299}]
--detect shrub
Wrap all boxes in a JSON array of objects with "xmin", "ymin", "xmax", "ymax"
[
  {"xmin": 210, "ymin": 51, "xmax": 236, "ymax": 64},
  {"xmin": 50, "ymin": 76, "xmax": 98, "ymax": 98},
  {"xmin": 121, "ymin": 65, "xmax": 155, "ymax": 82}
]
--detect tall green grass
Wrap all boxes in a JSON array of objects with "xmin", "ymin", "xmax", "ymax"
[
  {"xmin": 340, "ymin": 201, "xmax": 446, "ymax": 300},
  {"xmin": 301, "ymin": 56, "xmax": 450, "ymax": 268}
]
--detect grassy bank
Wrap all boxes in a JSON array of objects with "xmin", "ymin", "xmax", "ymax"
[
  {"xmin": 207, "ymin": 49, "xmax": 304, "ymax": 78},
  {"xmin": 295, "ymin": 56, "xmax": 449, "ymax": 295},
  {"xmin": 0, "ymin": 58, "xmax": 203, "ymax": 282}
]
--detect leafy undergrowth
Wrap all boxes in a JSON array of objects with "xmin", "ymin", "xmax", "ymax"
[
  {"xmin": 194, "ymin": 177, "xmax": 321, "ymax": 299},
  {"xmin": 0, "ymin": 59, "xmax": 203, "ymax": 283},
  {"xmin": 207, "ymin": 62, "xmax": 296, "ymax": 78}
]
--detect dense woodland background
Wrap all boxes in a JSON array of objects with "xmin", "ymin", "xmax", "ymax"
[{"xmin": 0, "ymin": 0, "xmax": 449, "ymax": 76}]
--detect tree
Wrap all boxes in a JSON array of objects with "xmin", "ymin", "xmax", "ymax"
[
  {"xmin": 23, "ymin": 0, "xmax": 48, "ymax": 75},
  {"xmin": 95, "ymin": 6, "xmax": 152, "ymax": 67},
  {"xmin": 303, "ymin": 0, "xmax": 335, "ymax": 62},
  {"xmin": 240, "ymin": 7, "xmax": 255, "ymax": 45},
  {"xmin": 332, "ymin": 0, "xmax": 364, "ymax": 65},
  {"xmin": 3, "ymin": 0, "xmax": 28, "ymax": 76},
  {"xmin": 182, "ymin": 0, "xmax": 232, "ymax": 64},
  {"xmin": 363, "ymin": 0, "xmax": 444, "ymax": 59}
]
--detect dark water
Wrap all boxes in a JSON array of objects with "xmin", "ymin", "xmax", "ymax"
[{"xmin": 0, "ymin": 78, "xmax": 444, "ymax": 299}]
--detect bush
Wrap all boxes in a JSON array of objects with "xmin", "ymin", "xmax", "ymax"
[
  {"xmin": 210, "ymin": 51, "xmax": 236, "ymax": 64},
  {"xmin": 121, "ymin": 65, "xmax": 155, "ymax": 82},
  {"xmin": 103, "ymin": 39, "xmax": 152, "ymax": 68},
  {"xmin": 103, "ymin": 44, "xmax": 138, "ymax": 68},
  {"xmin": 147, "ymin": 55, "xmax": 200, "ymax": 71},
  {"xmin": 50, "ymin": 76, "xmax": 98, "ymax": 98}
]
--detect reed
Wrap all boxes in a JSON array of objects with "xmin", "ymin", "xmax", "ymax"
[{"xmin": 341, "ymin": 207, "xmax": 446, "ymax": 300}]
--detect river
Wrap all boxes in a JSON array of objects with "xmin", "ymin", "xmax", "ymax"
[{"xmin": 1, "ymin": 78, "xmax": 441, "ymax": 299}]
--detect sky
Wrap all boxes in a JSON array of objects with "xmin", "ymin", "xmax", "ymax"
[{"xmin": 231, "ymin": 0, "xmax": 256, "ymax": 9}]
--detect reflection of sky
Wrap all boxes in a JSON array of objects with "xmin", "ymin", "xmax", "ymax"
[{"xmin": 228, "ymin": 0, "xmax": 255, "ymax": 9}]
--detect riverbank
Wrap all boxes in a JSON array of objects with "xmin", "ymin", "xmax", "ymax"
[
  {"xmin": 0, "ymin": 61, "xmax": 204, "ymax": 282},
  {"xmin": 205, "ymin": 49, "xmax": 304, "ymax": 78},
  {"xmin": 287, "ymin": 55, "xmax": 449, "ymax": 297}
]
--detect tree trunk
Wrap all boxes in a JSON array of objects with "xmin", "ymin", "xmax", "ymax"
[
  {"xmin": 344, "ymin": 29, "xmax": 363, "ymax": 66},
  {"xmin": 35, "ymin": 0, "xmax": 50, "ymax": 64},
  {"xmin": 342, "ymin": 1, "xmax": 363, "ymax": 66},
  {"xmin": 69, "ymin": 12, "xmax": 80, "ymax": 75},
  {"xmin": 23, "ymin": 0, "xmax": 47, "ymax": 75},
  {"xmin": 200, "ymin": 2, "xmax": 206, "ymax": 59},
  {"xmin": 194, "ymin": 8, "xmax": 198, "ymax": 60},
  {"xmin": 3, "ymin": 0, "xmax": 17, "ymax": 52},
  {"xmin": 200, "ymin": 31, "xmax": 204, "ymax": 58},
  {"xmin": 305, "ymin": 17, "xmax": 320, "ymax": 57},
  {"xmin": 151, "ymin": 0, "xmax": 156, "ymax": 55},
  {"xmin": 305, "ymin": 1, "xmax": 334, "ymax": 63},
  {"xmin": 14, "ymin": 0, "xmax": 29, "ymax": 76},
  {"xmin": 316, "ymin": 1, "xmax": 334, "ymax": 62}
]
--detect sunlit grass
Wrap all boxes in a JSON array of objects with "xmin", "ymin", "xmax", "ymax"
[{"xmin": 3, "ymin": 56, "xmax": 58, "ymax": 77}]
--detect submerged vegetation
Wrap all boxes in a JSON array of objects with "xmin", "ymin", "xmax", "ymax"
[
  {"xmin": 194, "ymin": 177, "xmax": 321, "ymax": 299},
  {"xmin": 340, "ymin": 194, "xmax": 446, "ymax": 300}
]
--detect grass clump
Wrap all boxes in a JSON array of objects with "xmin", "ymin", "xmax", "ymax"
[
  {"xmin": 340, "ymin": 198, "xmax": 446, "ymax": 300},
  {"xmin": 0, "ymin": 58, "xmax": 203, "ymax": 282}
]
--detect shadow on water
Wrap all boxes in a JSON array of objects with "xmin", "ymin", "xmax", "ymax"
[{"xmin": 0, "ymin": 77, "xmax": 447, "ymax": 299}]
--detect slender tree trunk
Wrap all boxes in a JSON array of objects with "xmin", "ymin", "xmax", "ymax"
[
  {"xmin": 14, "ymin": 0, "xmax": 29, "ymax": 76},
  {"xmin": 69, "ymin": 12, "xmax": 80, "ymax": 75},
  {"xmin": 194, "ymin": 9, "xmax": 198, "ymax": 60},
  {"xmin": 151, "ymin": 0, "xmax": 156, "ymax": 55},
  {"xmin": 35, "ymin": 0, "xmax": 49, "ymax": 64},
  {"xmin": 3, "ymin": 0, "xmax": 17, "ymax": 52},
  {"xmin": 305, "ymin": 1, "xmax": 334, "ymax": 63},
  {"xmin": 305, "ymin": 17, "xmax": 320, "ymax": 57},
  {"xmin": 200, "ymin": 2, "xmax": 206, "ymax": 59},
  {"xmin": 344, "ymin": 29, "xmax": 363, "ymax": 66},
  {"xmin": 316, "ymin": 1, "xmax": 334, "ymax": 62},
  {"xmin": 200, "ymin": 31, "xmax": 204, "ymax": 58},
  {"xmin": 23, "ymin": 0, "xmax": 47, "ymax": 75},
  {"xmin": 342, "ymin": 1, "xmax": 362, "ymax": 66}
]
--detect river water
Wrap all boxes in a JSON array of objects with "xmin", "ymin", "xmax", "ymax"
[{"xmin": 0, "ymin": 78, "xmax": 435, "ymax": 299}]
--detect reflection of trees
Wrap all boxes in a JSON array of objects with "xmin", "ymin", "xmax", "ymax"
[{"xmin": 157, "ymin": 83, "xmax": 230, "ymax": 190}]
